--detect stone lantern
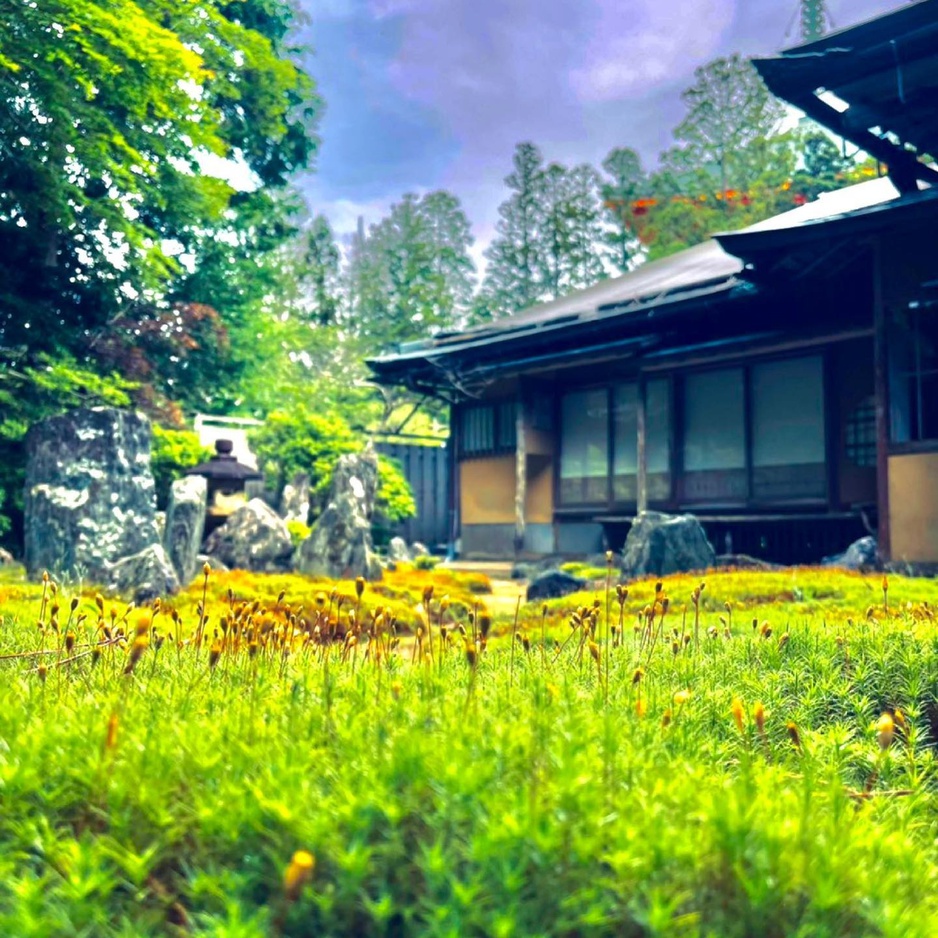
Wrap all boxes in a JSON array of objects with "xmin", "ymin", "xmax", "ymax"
[{"xmin": 185, "ymin": 439, "xmax": 264, "ymax": 536}]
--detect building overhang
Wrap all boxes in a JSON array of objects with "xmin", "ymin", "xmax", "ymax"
[{"xmin": 753, "ymin": 0, "xmax": 938, "ymax": 193}]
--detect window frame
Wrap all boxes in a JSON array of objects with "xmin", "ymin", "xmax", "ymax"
[
  {"xmin": 456, "ymin": 400, "xmax": 517, "ymax": 459},
  {"xmin": 553, "ymin": 352, "xmax": 831, "ymax": 514},
  {"xmin": 888, "ymin": 301, "xmax": 938, "ymax": 449}
]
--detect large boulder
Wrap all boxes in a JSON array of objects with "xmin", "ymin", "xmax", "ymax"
[
  {"xmin": 203, "ymin": 498, "xmax": 293, "ymax": 573},
  {"xmin": 621, "ymin": 511, "xmax": 715, "ymax": 579},
  {"xmin": 24, "ymin": 407, "xmax": 161, "ymax": 581},
  {"xmin": 279, "ymin": 471, "xmax": 311, "ymax": 525},
  {"xmin": 107, "ymin": 543, "xmax": 179, "ymax": 604},
  {"xmin": 164, "ymin": 475, "xmax": 207, "ymax": 585},
  {"xmin": 526, "ymin": 569, "xmax": 586, "ymax": 602},
  {"xmin": 294, "ymin": 449, "xmax": 382, "ymax": 581},
  {"xmin": 824, "ymin": 535, "xmax": 879, "ymax": 570}
]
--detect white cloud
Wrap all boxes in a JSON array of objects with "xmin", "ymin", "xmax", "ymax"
[{"xmin": 570, "ymin": 0, "xmax": 735, "ymax": 102}]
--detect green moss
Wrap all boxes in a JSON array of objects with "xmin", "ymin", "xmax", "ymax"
[{"xmin": 1, "ymin": 566, "xmax": 938, "ymax": 935}]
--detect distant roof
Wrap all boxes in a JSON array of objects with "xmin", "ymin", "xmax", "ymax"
[
  {"xmin": 753, "ymin": 0, "xmax": 938, "ymax": 192},
  {"xmin": 368, "ymin": 177, "xmax": 938, "ymax": 393},
  {"xmin": 466, "ymin": 239, "xmax": 741, "ymax": 334}
]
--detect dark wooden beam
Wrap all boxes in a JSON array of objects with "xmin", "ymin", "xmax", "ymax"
[
  {"xmin": 872, "ymin": 242, "xmax": 892, "ymax": 561},
  {"xmin": 514, "ymin": 399, "xmax": 526, "ymax": 555},
  {"xmin": 637, "ymin": 376, "xmax": 648, "ymax": 514},
  {"xmin": 788, "ymin": 93, "xmax": 938, "ymax": 193}
]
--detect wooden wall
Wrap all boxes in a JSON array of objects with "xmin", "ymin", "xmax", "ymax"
[{"xmin": 889, "ymin": 453, "xmax": 938, "ymax": 562}]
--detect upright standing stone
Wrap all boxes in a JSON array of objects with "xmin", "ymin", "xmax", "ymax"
[
  {"xmin": 164, "ymin": 475, "xmax": 207, "ymax": 585},
  {"xmin": 280, "ymin": 471, "xmax": 311, "ymax": 525},
  {"xmin": 388, "ymin": 536, "xmax": 411, "ymax": 563},
  {"xmin": 294, "ymin": 448, "xmax": 383, "ymax": 581},
  {"xmin": 24, "ymin": 407, "xmax": 161, "ymax": 581}
]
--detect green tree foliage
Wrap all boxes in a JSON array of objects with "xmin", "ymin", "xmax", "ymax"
[
  {"xmin": 249, "ymin": 408, "xmax": 416, "ymax": 529},
  {"xmin": 0, "ymin": 0, "xmax": 318, "ymax": 361},
  {"xmin": 346, "ymin": 191, "xmax": 476, "ymax": 352},
  {"xmin": 480, "ymin": 142, "xmax": 547, "ymax": 318},
  {"xmin": 601, "ymin": 147, "xmax": 646, "ymax": 275},
  {"xmin": 150, "ymin": 426, "xmax": 212, "ymax": 511},
  {"xmin": 663, "ymin": 54, "xmax": 786, "ymax": 208}
]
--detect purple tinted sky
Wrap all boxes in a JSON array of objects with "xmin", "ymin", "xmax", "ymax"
[{"xmin": 295, "ymin": 0, "xmax": 904, "ymax": 258}]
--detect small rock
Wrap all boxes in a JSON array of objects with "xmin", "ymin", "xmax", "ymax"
[
  {"xmin": 0, "ymin": 547, "xmax": 14, "ymax": 566},
  {"xmin": 197, "ymin": 553, "xmax": 229, "ymax": 575},
  {"xmin": 388, "ymin": 536, "xmax": 411, "ymax": 563},
  {"xmin": 824, "ymin": 535, "xmax": 879, "ymax": 570},
  {"xmin": 410, "ymin": 541, "xmax": 430, "ymax": 558},
  {"xmin": 526, "ymin": 569, "xmax": 586, "ymax": 602},
  {"xmin": 714, "ymin": 553, "xmax": 780, "ymax": 571}
]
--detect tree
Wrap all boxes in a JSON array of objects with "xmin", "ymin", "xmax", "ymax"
[
  {"xmin": 601, "ymin": 147, "xmax": 646, "ymax": 275},
  {"xmin": 301, "ymin": 214, "xmax": 342, "ymax": 327},
  {"xmin": 417, "ymin": 191, "xmax": 476, "ymax": 319},
  {"xmin": 347, "ymin": 191, "xmax": 475, "ymax": 351},
  {"xmin": 663, "ymin": 54, "xmax": 785, "ymax": 208},
  {"xmin": 0, "ymin": 0, "xmax": 319, "ymax": 368},
  {"xmin": 480, "ymin": 143, "xmax": 546, "ymax": 318},
  {"xmin": 539, "ymin": 163, "xmax": 607, "ymax": 297}
]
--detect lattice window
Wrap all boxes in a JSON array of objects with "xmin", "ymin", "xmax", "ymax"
[{"xmin": 846, "ymin": 396, "xmax": 876, "ymax": 467}]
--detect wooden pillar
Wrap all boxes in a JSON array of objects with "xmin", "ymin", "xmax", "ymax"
[
  {"xmin": 514, "ymin": 399, "xmax": 526, "ymax": 555},
  {"xmin": 636, "ymin": 375, "xmax": 648, "ymax": 515},
  {"xmin": 873, "ymin": 241, "xmax": 891, "ymax": 561}
]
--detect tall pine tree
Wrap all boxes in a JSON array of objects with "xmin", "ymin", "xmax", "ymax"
[{"xmin": 480, "ymin": 142, "xmax": 545, "ymax": 319}]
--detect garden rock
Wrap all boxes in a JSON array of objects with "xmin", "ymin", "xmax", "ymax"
[
  {"xmin": 107, "ymin": 543, "xmax": 180, "ymax": 603},
  {"xmin": 621, "ymin": 511, "xmax": 715, "ymax": 579},
  {"xmin": 203, "ymin": 498, "xmax": 293, "ymax": 573},
  {"xmin": 197, "ymin": 553, "xmax": 229, "ymax": 574},
  {"xmin": 410, "ymin": 541, "xmax": 430, "ymax": 558},
  {"xmin": 526, "ymin": 569, "xmax": 586, "ymax": 602},
  {"xmin": 824, "ymin": 535, "xmax": 879, "ymax": 570},
  {"xmin": 294, "ymin": 449, "xmax": 382, "ymax": 581},
  {"xmin": 24, "ymin": 407, "xmax": 161, "ymax": 581},
  {"xmin": 388, "ymin": 536, "xmax": 411, "ymax": 563},
  {"xmin": 280, "ymin": 471, "xmax": 310, "ymax": 524},
  {"xmin": 164, "ymin": 475, "xmax": 207, "ymax": 585},
  {"xmin": 0, "ymin": 547, "xmax": 13, "ymax": 566}
]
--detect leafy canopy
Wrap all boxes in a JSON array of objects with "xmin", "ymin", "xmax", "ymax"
[{"xmin": 0, "ymin": 0, "xmax": 318, "ymax": 355}]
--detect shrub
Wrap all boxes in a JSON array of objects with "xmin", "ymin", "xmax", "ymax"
[
  {"xmin": 151, "ymin": 426, "xmax": 212, "ymax": 511},
  {"xmin": 413, "ymin": 553, "xmax": 439, "ymax": 570},
  {"xmin": 250, "ymin": 407, "xmax": 416, "ymax": 534},
  {"xmin": 286, "ymin": 519, "xmax": 312, "ymax": 548}
]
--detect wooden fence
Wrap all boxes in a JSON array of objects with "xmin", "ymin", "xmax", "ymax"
[{"xmin": 376, "ymin": 440, "xmax": 450, "ymax": 551}]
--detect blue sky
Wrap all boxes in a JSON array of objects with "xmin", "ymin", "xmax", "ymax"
[{"xmin": 294, "ymin": 0, "xmax": 903, "ymax": 260}]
